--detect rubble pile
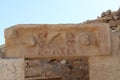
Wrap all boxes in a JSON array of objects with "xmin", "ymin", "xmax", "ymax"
[{"xmin": 86, "ymin": 8, "xmax": 120, "ymax": 30}]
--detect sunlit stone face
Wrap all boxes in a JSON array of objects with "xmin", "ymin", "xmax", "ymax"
[{"xmin": 5, "ymin": 23, "xmax": 111, "ymax": 58}]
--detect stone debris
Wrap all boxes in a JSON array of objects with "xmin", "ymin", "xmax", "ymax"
[
  {"xmin": 25, "ymin": 58, "xmax": 89, "ymax": 80},
  {"xmin": 86, "ymin": 8, "xmax": 120, "ymax": 30}
]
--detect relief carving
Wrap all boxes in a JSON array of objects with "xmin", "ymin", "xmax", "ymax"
[
  {"xmin": 66, "ymin": 33, "xmax": 76, "ymax": 54},
  {"xmin": 23, "ymin": 36, "xmax": 36, "ymax": 47},
  {"xmin": 79, "ymin": 33, "xmax": 90, "ymax": 46},
  {"xmin": 38, "ymin": 30, "xmax": 48, "ymax": 55},
  {"xmin": 48, "ymin": 33, "xmax": 65, "ymax": 56}
]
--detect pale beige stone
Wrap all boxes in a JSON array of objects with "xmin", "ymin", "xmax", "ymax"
[
  {"xmin": 0, "ymin": 58, "xmax": 25, "ymax": 80},
  {"xmin": 111, "ymin": 31, "xmax": 120, "ymax": 56},
  {"xmin": 5, "ymin": 23, "xmax": 111, "ymax": 58},
  {"xmin": 89, "ymin": 56, "xmax": 120, "ymax": 80}
]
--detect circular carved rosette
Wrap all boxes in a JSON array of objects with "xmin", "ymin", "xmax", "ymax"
[{"xmin": 79, "ymin": 33, "xmax": 91, "ymax": 46}]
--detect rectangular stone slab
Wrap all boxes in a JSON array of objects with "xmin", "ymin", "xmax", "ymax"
[
  {"xmin": 0, "ymin": 58, "xmax": 25, "ymax": 80},
  {"xmin": 25, "ymin": 58, "xmax": 89, "ymax": 80},
  {"xmin": 89, "ymin": 56, "xmax": 120, "ymax": 80},
  {"xmin": 5, "ymin": 23, "xmax": 111, "ymax": 58}
]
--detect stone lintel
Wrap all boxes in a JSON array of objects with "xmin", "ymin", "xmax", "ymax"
[{"xmin": 5, "ymin": 23, "xmax": 111, "ymax": 58}]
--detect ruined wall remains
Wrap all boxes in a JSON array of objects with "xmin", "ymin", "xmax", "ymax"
[{"xmin": 0, "ymin": 8, "xmax": 120, "ymax": 80}]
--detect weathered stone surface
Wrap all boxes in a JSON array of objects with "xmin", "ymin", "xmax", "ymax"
[
  {"xmin": 0, "ymin": 58, "xmax": 25, "ymax": 80},
  {"xmin": 25, "ymin": 58, "xmax": 89, "ymax": 80},
  {"xmin": 0, "ymin": 44, "xmax": 5, "ymax": 58},
  {"xmin": 25, "ymin": 77, "xmax": 62, "ymax": 80},
  {"xmin": 5, "ymin": 23, "xmax": 111, "ymax": 58},
  {"xmin": 111, "ymin": 31, "xmax": 120, "ymax": 56},
  {"xmin": 89, "ymin": 56, "xmax": 120, "ymax": 80}
]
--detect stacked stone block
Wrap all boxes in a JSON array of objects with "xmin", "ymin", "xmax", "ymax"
[{"xmin": 1, "ymin": 23, "xmax": 119, "ymax": 80}]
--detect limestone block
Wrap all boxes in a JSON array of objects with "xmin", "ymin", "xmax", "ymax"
[
  {"xmin": 0, "ymin": 58, "xmax": 25, "ymax": 80},
  {"xmin": 111, "ymin": 31, "xmax": 120, "ymax": 56},
  {"xmin": 89, "ymin": 56, "xmax": 120, "ymax": 80},
  {"xmin": 5, "ymin": 23, "xmax": 111, "ymax": 58}
]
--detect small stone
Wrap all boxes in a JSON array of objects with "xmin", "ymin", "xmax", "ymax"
[
  {"xmin": 106, "ymin": 10, "xmax": 111, "ymax": 15},
  {"xmin": 108, "ymin": 20, "xmax": 116, "ymax": 27},
  {"xmin": 113, "ymin": 15, "xmax": 118, "ymax": 20},
  {"xmin": 101, "ymin": 12, "xmax": 106, "ymax": 17},
  {"xmin": 60, "ymin": 60, "xmax": 66, "ymax": 65},
  {"xmin": 101, "ymin": 10, "xmax": 111, "ymax": 17}
]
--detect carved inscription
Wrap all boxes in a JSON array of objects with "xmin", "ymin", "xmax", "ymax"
[
  {"xmin": 5, "ymin": 24, "xmax": 111, "ymax": 58},
  {"xmin": 66, "ymin": 33, "xmax": 76, "ymax": 55},
  {"xmin": 48, "ymin": 33, "xmax": 66, "ymax": 57},
  {"xmin": 38, "ymin": 30, "xmax": 48, "ymax": 55}
]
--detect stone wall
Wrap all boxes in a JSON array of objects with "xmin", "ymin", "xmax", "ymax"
[{"xmin": 0, "ymin": 8, "xmax": 120, "ymax": 80}]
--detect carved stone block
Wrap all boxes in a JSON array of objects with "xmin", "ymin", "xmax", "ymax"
[
  {"xmin": 5, "ymin": 23, "xmax": 111, "ymax": 58},
  {"xmin": 89, "ymin": 56, "xmax": 120, "ymax": 80},
  {"xmin": 0, "ymin": 58, "xmax": 25, "ymax": 80}
]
